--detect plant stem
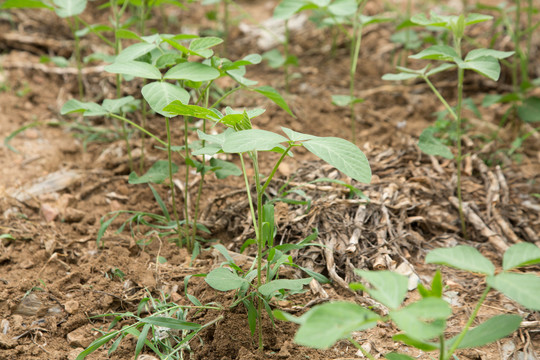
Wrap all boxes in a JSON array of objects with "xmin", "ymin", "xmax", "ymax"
[
  {"xmin": 184, "ymin": 117, "xmax": 192, "ymax": 251},
  {"xmin": 455, "ymin": 66, "xmax": 467, "ymax": 238},
  {"xmin": 453, "ymin": 24, "xmax": 467, "ymax": 238},
  {"xmin": 348, "ymin": 337, "xmax": 376, "ymax": 360},
  {"xmin": 349, "ymin": 1, "xmax": 366, "ymax": 144},
  {"xmin": 283, "ymin": 19, "xmax": 291, "ymax": 93},
  {"xmin": 239, "ymin": 155, "xmax": 259, "ymax": 239},
  {"xmin": 110, "ymin": 113, "xmax": 167, "ymax": 146},
  {"xmin": 166, "ymin": 117, "xmax": 183, "ymax": 248},
  {"xmin": 67, "ymin": 17, "xmax": 84, "ymax": 98},
  {"xmin": 444, "ymin": 286, "xmax": 491, "ymax": 358}
]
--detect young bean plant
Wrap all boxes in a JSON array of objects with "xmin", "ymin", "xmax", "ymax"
[
  {"xmin": 382, "ymin": 12, "xmax": 514, "ymax": 237},
  {"xmin": 275, "ymin": 242, "xmax": 540, "ymax": 360},
  {"xmin": 164, "ymin": 100, "xmax": 372, "ymax": 349}
]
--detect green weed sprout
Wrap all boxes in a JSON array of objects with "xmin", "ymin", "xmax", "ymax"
[
  {"xmin": 275, "ymin": 243, "xmax": 540, "ymax": 360},
  {"xmin": 382, "ymin": 12, "xmax": 514, "ymax": 237},
  {"xmin": 164, "ymin": 101, "xmax": 371, "ymax": 349},
  {"xmin": 76, "ymin": 289, "xmax": 223, "ymax": 360},
  {"xmin": 1, "ymin": 0, "xmax": 88, "ymax": 97}
]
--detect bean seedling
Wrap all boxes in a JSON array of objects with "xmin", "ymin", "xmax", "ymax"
[
  {"xmin": 164, "ymin": 99, "xmax": 372, "ymax": 349},
  {"xmin": 383, "ymin": 12, "xmax": 514, "ymax": 237},
  {"xmin": 275, "ymin": 243, "xmax": 540, "ymax": 360}
]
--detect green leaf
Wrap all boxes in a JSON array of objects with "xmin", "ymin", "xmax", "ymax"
[
  {"xmin": 331, "ymin": 94, "xmax": 364, "ymax": 107},
  {"xmin": 134, "ymin": 324, "xmax": 150, "ymax": 359},
  {"xmin": 390, "ymin": 297, "xmax": 451, "ymax": 341},
  {"xmin": 115, "ymin": 29, "xmax": 144, "ymax": 41},
  {"xmin": 222, "ymin": 129, "xmax": 288, "ymax": 153},
  {"xmin": 205, "ymin": 267, "xmax": 248, "ymax": 291},
  {"xmin": 426, "ymin": 246, "xmax": 495, "ymax": 276},
  {"xmin": 105, "ymin": 61, "xmax": 162, "ymax": 80},
  {"xmin": 142, "ymin": 82, "xmax": 190, "ymax": 117},
  {"xmin": 418, "ymin": 127, "xmax": 454, "ymax": 159},
  {"xmin": 163, "ymin": 101, "xmax": 222, "ymax": 121},
  {"xmin": 253, "ymin": 86, "xmax": 294, "ymax": 117},
  {"xmin": 328, "ymin": 0, "xmax": 357, "ymax": 16},
  {"xmin": 461, "ymin": 56, "xmax": 501, "ymax": 81},
  {"xmin": 281, "ymin": 127, "xmax": 317, "ymax": 142},
  {"xmin": 209, "ymin": 158, "xmax": 242, "ymax": 179},
  {"xmin": 392, "ymin": 334, "xmax": 439, "ymax": 351},
  {"xmin": 258, "ymin": 278, "xmax": 312, "ymax": 297},
  {"xmin": 487, "ymin": 273, "xmax": 540, "ymax": 310},
  {"xmin": 60, "ymin": 99, "xmax": 106, "ymax": 116},
  {"xmin": 464, "ymin": 13, "xmax": 493, "ymax": 25},
  {"xmin": 102, "ymin": 96, "xmax": 136, "ymax": 114},
  {"xmin": 385, "ymin": 353, "xmax": 417, "ymax": 360},
  {"xmin": 53, "ymin": 0, "xmax": 87, "ymax": 18},
  {"xmin": 190, "ymin": 36, "xmax": 223, "ymax": 53},
  {"xmin": 294, "ymin": 302, "xmax": 380, "ymax": 349},
  {"xmin": 382, "ymin": 72, "xmax": 420, "ymax": 81},
  {"xmin": 164, "ymin": 62, "xmax": 220, "ymax": 82},
  {"xmin": 1, "ymin": 0, "xmax": 53, "ymax": 10},
  {"xmin": 410, "ymin": 45, "xmax": 460, "ymax": 62},
  {"xmin": 116, "ymin": 42, "xmax": 157, "ymax": 62},
  {"xmin": 354, "ymin": 270, "xmax": 408, "ymax": 309},
  {"xmin": 128, "ymin": 160, "xmax": 178, "ymax": 184},
  {"xmin": 450, "ymin": 314, "xmax": 521, "ymax": 349},
  {"xmin": 303, "ymin": 137, "xmax": 371, "ymax": 184},
  {"xmin": 465, "ymin": 49, "xmax": 514, "ymax": 61},
  {"xmin": 517, "ymin": 97, "xmax": 540, "ymax": 123},
  {"xmin": 503, "ymin": 243, "xmax": 540, "ymax": 270},
  {"xmin": 273, "ymin": 0, "xmax": 315, "ymax": 20},
  {"xmin": 140, "ymin": 316, "xmax": 201, "ymax": 330},
  {"xmin": 426, "ymin": 63, "xmax": 456, "ymax": 76},
  {"xmin": 262, "ymin": 49, "xmax": 285, "ymax": 68}
]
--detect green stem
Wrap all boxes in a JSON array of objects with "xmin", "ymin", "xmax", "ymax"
[
  {"xmin": 349, "ymin": 1, "xmax": 366, "ymax": 144},
  {"xmin": 284, "ymin": 19, "xmax": 291, "ymax": 93},
  {"xmin": 109, "ymin": 113, "xmax": 167, "ymax": 146},
  {"xmin": 439, "ymin": 334, "xmax": 446, "ymax": 360},
  {"xmin": 423, "ymin": 77, "xmax": 458, "ymax": 121},
  {"xmin": 68, "ymin": 17, "xmax": 84, "ymax": 98},
  {"xmin": 260, "ymin": 144, "xmax": 295, "ymax": 194},
  {"xmin": 239, "ymin": 154, "xmax": 259, "ymax": 239},
  {"xmin": 210, "ymin": 86, "xmax": 242, "ymax": 109},
  {"xmin": 184, "ymin": 117, "xmax": 192, "ymax": 251},
  {"xmin": 76, "ymin": 16, "xmax": 115, "ymax": 48},
  {"xmin": 166, "ymin": 117, "xmax": 183, "ymax": 248},
  {"xmin": 348, "ymin": 337, "xmax": 376, "ymax": 360},
  {"xmin": 453, "ymin": 25, "xmax": 467, "ymax": 238},
  {"xmin": 223, "ymin": 0, "xmax": 230, "ymax": 56},
  {"xmin": 445, "ymin": 286, "xmax": 491, "ymax": 358}
]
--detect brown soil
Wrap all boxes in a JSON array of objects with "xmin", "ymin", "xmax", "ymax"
[{"xmin": 0, "ymin": 1, "xmax": 539, "ymax": 360}]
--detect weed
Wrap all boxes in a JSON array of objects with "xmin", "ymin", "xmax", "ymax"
[
  {"xmin": 77, "ymin": 289, "xmax": 223, "ymax": 359},
  {"xmin": 276, "ymin": 243, "xmax": 540, "ymax": 360}
]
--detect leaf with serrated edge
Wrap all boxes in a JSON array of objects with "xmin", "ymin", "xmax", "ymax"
[
  {"xmin": 426, "ymin": 246, "xmax": 495, "ymax": 276},
  {"xmin": 303, "ymin": 137, "xmax": 371, "ymax": 184}
]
